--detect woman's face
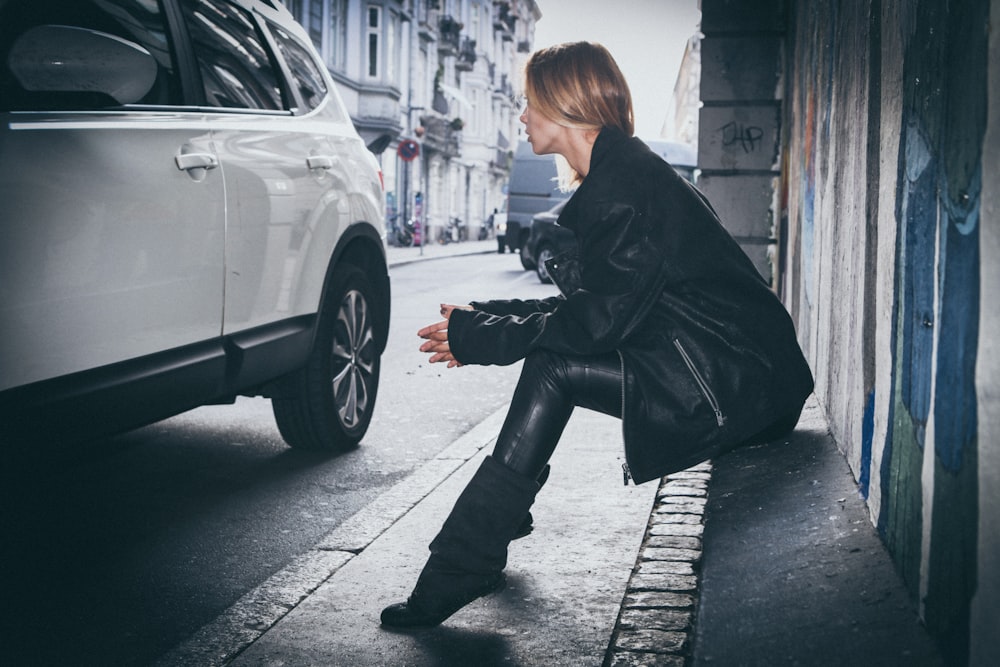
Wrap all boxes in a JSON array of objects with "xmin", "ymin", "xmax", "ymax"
[{"xmin": 520, "ymin": 100, "xmax": 569, "ymax": 156}]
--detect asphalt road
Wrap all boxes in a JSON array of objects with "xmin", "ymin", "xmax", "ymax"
[{"xmin": 2, "ymin": 251, "xmax": 555, "ymax": 667}]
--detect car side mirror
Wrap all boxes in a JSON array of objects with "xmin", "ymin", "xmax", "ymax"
[{"xmin": 7, "ymin": 24, "xmax": 157, "ymax": 105}]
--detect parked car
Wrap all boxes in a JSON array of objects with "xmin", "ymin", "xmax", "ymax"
[
  {"xmin": 520, "ymin": 139, "xmax": 696, "ymax": 283},
  {"xmin": 0, "ymin": 0, "xmax": 390, "ymax": 452},
  {"xmin": 520, "ymin": 200, "xmax": 572, "ymax": 284}
]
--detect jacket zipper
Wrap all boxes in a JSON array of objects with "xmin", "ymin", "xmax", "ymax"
[
  {"xmin": 673, "ymin": 338, "xmax": 726, "ymax": 427},
  {"xmin": 617, "ymin": 350, "xmax": 632, "ymax": 486}
]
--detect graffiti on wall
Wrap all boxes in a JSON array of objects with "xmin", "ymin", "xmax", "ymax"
[
  {"xmin": 792, "ymin": 0, "xmax": 984, "ymax": 652},
  {"xmin": 879, "ymin": 0, "xmax": 984, "ymax": 652},
  {"xmin": 719, "ymin": 121, "xmax": 766, "ymax": 153}
]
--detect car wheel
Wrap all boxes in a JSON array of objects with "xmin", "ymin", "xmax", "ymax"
[
  {"xmin": 519, "ymin": 246, "xmax": 534, "ymax": 270},
  {"xmin": 272, "ymin": 265, "xmax": 381, "ymax": 451},
  {"xmin": 536, "ymin": 245, "xmax": 555, "ymax": 284}
]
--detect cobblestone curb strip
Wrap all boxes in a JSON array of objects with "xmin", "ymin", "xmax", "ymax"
[{"xmin": 604, "ymin": 462, "xmax": 712, "ymax": 667}]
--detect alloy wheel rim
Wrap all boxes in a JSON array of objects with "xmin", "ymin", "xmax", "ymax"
[{"xmin": 331, "ymin": 289, "xmax": 375, "ymax": 428}]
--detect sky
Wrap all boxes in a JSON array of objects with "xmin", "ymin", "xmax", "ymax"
[{"xmin": 531, "ymin": 0, "xmax": 701, "ymax": 140}]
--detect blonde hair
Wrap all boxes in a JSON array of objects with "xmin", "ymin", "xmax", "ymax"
[{"xmin": 524, "ymin": 42, "xmax": 634, "ymax": 187}]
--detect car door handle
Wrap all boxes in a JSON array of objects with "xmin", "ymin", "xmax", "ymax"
[
  {"xmin": 175, "ymin": 152, "xmax": 219, "ymax": 172},
  {"xmin": 306, "ymin": 155, "xmax": 334, "ymax": 170}
]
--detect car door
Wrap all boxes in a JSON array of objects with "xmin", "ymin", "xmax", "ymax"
[
  {"xmin": 0, "ymin": 0, "xmax": 226, "ymax": 392},
  {"xmin": 176, "ymin": 0, "xmax": 352, "ymax": 334}
]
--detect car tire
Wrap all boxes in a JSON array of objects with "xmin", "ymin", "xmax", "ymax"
[
  {"xmin": 519, "ymin": 246, "xmax": 535, "ymax": 270},
  {"xmin": 535, "ymin": 245, "xmax": 555, "ymax": 284},
  {"xmin": 272, "ymin": 265, "xmax": 381, "ymax": 451}
]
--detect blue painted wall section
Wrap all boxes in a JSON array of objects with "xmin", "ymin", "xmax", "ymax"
[
  {"xmin": 781, "ymin": 0, "xmax": 988, "ymax": 655},
  {"xmin": 925, "ymin": 0, "xmax": 986, "ymax": 658},
  {"xmin": 884, "ymin": 0, "xmax": 983, "ymax": 655}
]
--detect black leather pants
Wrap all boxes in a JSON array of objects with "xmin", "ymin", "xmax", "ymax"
[{"xmin": 492, "ymin": 349, "xmax": 623, "ymax": 479}]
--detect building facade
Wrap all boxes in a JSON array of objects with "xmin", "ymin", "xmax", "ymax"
[
  {"xmin": 663, "ymin": 32, "xmax": 700, "ymax": 148},
  {"xmin": 283, "ymin": 0, "xmax": 540, "ymax": 242}
]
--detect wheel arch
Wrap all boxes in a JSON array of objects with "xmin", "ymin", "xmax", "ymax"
[{"xmin": 325, "ymin": 222, "xmax": 391, "ymax": 353}]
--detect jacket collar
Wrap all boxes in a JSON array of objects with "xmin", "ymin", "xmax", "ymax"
[
  {"xmin": 586, "ymin": 126, "xmax": 630, "ymax": 177},
  {"xmin": 558, "ymin": 126, "xmax": 631, "ymax": 232}
]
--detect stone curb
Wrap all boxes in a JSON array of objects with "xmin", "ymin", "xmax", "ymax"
[{"xmin": 604, "ymin": 462, "xmax": 712, "ymax": 667}]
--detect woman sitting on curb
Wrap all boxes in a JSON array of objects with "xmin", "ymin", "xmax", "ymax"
[{"xmin": 380, "ymin": 41, "xmax": 813, "ymax": 630}]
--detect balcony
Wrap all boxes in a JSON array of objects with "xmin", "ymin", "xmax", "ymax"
[
  {"xmin": 417, "ymin": 0, "xmax": 440, "ymax": 40},
  {"xmin": 456, "ymin": 38, "xmax": 477, "ymax": 72},
  {"xmin": 493, "ymin": 2, "xmax": 515, "ymax": 41},
  {"xmin": 438, "ymin": 15, "xmax": 462, "ymax": 55},
  {"xmin": 419, "ymin": 114, "xmax": 461, "ymax": 158},
  {"xmin": 493, "ymin": 73, "xmax": 513, "ymax": 101},
  {"xmin": 490, "ymin": 148, "xmax": 513, "ymax": 174},
  {"xmin": 493, "ymin": 1, "xmax": 510, "ymax": 30}
]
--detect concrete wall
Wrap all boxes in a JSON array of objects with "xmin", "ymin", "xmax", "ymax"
[
  {"xmin": 696, "ymin": 1, "xmax": 784, "ymax": 283},
  {"xmin": 699, "ymin": 0, "xmax": 997, "ymax": 662},
  {"xmin": 971, "ymin": 4, "xmax": 1000, "ymax": 664}
]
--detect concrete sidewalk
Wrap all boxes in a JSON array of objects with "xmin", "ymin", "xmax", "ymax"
[
  {"xmin": 155, "ymin": 239, "xmax": 944, "ymax": 666},
  {"xmin": 156, "ymin": 408, "xmax": 671, "ymax": 666},
  {"xmin": 383, "ymin": 238, "xmax": 500, "ymax": 268},
  {"xmin": 232, "ymin": 412, "xmax": 664, "ymax": 666},
  {"xmin": 690, "ymin": 399, "xmax": 944, "ymax": 667}
]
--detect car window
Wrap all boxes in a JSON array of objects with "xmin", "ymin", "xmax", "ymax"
[
  {"xmin": 179, "ymin": 0, "xmax": 284, "ymax": 110},
  {"xmin": 0, "ymin": 0, "xmax": 181, "ymax": 111},
  {"xmin": 268, "ymin": 23, "xmax": 330, "ymax": 114}
]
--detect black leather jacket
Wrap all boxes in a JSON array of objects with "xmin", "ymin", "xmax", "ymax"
[{"xmin": 449, "ymin": 127, "xmax": 814, "ymax": 483}]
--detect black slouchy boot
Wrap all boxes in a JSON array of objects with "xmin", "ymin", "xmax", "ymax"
[
  {"xmin": 514, "ymin": 463, "xmax": 550, "ymax": 539},
  {"xmin": 380, "ymin": 455, "xmax": 540, "ymax": 629}
]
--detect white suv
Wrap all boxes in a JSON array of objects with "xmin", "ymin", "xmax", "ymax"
[{"xmin": 0, "ymin": 0, "xmax": 390, "ymax": 451}]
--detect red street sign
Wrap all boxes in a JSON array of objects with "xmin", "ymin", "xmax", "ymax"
[{"xmin": 398, "ymin": 140, "xmax": 420, "ymax": 162}]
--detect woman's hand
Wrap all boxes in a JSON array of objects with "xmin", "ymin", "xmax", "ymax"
[{"xmin": 417, "ymin": 304, "xmax": 473, "ymax": 368}]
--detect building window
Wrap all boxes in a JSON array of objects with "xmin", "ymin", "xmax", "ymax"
[
  {"xmin": 307, "ymin": 1, "xmax": 323, "ymax": 47},
  {"xmin": 329, "ymin": 0, "xmax": 347, "ymax": 71},
  {"xmin": 367, "ymin": 6, "xmax": 381, "ymax": 78},
  {"xmin": 285, "ymin": 0, "xmax": 303, "ymax": 23},
  {"xmin": 386, "ymin": 10, "xmax": 397, "ymax": 83}
]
